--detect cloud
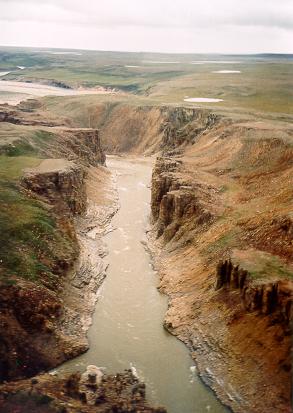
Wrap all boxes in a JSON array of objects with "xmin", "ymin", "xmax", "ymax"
[
  {"xmin": 0, "ymin": 0, "xmax": 293, "ymax": 29},
  {"xmin": 0, "ymin": 0, "xmax": 292, "ymax": 53}
]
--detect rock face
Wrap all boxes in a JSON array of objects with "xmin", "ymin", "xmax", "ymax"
[
  {"xmin": 151, "ymin": 157, "xmax": 182, "ymax": 221},
  {"xmin": 0, "ymin": 280, "xmax": 66, "ymax": 382},
  {"xmin": 22, "ymin": 159, "xmax": 87, "ymax": 215},
  {"xmin": 151, "ymin": 157, "xmax": 215, "ymax": 241},
  {"xmin": 0, "ymin": 103, "xmax": 66, "ymax": 127},
  {"xmin": 159, "ymin": 107, "xmax": 219, "ymax": 154},
  {"xmin": 0, "ymin": 104, "xmax": 106, "ymax": 167},
  {"xmin": 39, "ymin": 128, "xmax": 106, "ymax": 167},
  {"xmin": 215, "ymin": 260, "xmax": 293, "ymax": 324}
]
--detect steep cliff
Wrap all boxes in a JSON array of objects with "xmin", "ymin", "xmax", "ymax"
[
  {"xmin": 0, "ymin": 114, "xmax": 107, "ymax": 382},
  {"xmin": 22, "ymin": 159, "xmax": 87, "ymax": 215},
  {"xmin": 148, "ymin": 117, "xmax": 293, "ymax": 413},
  {"xmin": 38, "ymin": 128, "xmax": 106, "ymax": 167},
  {"xmin": 37, "ymin": 100, "xmax": 222, "ymax": 155},
  {"xmin": 151, "ymin": 157, "xmax": 216, "ymax": 241},
  {"xmin": 215, "ymin": 258, "xmax": 292, "ymax": 324},
  {"xmin": 0, "ymin": 159, "xmax": 89, "ymax": 382}
]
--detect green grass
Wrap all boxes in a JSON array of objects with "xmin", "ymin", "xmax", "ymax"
[
  {"xmin": 0, "ymin": 125, "xmax": 56, "ymax": 158},
  {"xmin": 0, "ymin": 155, "xmax": 40, "ymax": 179},
  {"xmin": 232, "ymin": 250, "xmax": 293, "ymax": 282},
  {"xmin": 202, "ymin": 228, "xmax": 241, "ymax": 257},
  {"xmin": 0, "ymin": 154, "xmax": 75, "ymax": 287}
]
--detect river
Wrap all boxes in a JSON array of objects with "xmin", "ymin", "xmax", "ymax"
[{"xmin": 60, "ymin": 156, "xmax": 227, "ymax": 413}]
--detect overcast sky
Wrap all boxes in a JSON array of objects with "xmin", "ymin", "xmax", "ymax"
[{"xmin": 1, "ymin": 0, "xmax": 293, "ymax": 54}]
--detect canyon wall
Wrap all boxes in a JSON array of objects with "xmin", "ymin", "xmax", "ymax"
[
  {"xmin": 149, "ymin": 118, "xmax": 293, "ymax": 413},
  {"xmin": 0, "ymin": 159, "xmax": 88, "ymax": 382},
  {"xmin": 0, "ymin": 120, "xmax": 107, "ymax": 382},
  {"xmin": 33, "ymin": 100, "xmax": 221, "ymax": 155}
]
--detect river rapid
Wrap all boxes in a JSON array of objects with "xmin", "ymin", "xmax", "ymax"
[{"xmin": 60, "ymin": 156, "xmax": 227, "ymax": 413}]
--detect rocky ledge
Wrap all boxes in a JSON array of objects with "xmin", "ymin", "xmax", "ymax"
[
  {"xmin": 151, "ymin": 157, "xmax": 216, "ymax": 242},
  {"xmin": 215, "ymin": 258, "xmax": 292, "ymax": 325},
  {"xmin": 22, "ymin": 159, "xmax": 88, "ymax": 215}
]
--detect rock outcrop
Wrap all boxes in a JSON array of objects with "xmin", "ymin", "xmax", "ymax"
[
  {"xmin": 39, "ymin": 128, "xmax": 106, "ymax": 167},
  {"xmin": 215, "ymin": 259, "xmax": 293, "ymax": 324},
  {"xmin": 0, "ymin": 280, "xmax": 68, "ymax": 382},
  {"xmin": 159, "ymin": 107, "xmax": 219, "ymax": 154},
  {"xmin": 0, "ymin": 366, "xmax": 167, "ymax": 413},
  {"xmin": 22, "ymin": 159, "xmax": 87, "ymax": 215},
  {"xmin": 151, "ymin": 157, "xmax": 215, "ymax": 241}
]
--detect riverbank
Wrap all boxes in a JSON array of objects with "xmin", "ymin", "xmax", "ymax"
[{"xmin": 58, "ymin": 164, "xmax": 119, "ymax": 355}]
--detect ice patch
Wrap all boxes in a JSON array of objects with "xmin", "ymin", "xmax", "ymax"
[
  {"xmin": 184, "ymin": 98, "xmax": 223, "ymax": 103},
  {"xmin": 212, "ymin": 70, "xmax": 241, "ymax": 74},
  {"xmin": 191, "ymin": 60, "xmax": 241, "ymax": 64},
  {"xmin": 145, "ymin": 61, "xmax": 180, "ymax": 64}
]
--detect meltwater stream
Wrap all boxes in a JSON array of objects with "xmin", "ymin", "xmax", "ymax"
[{"xmin": 61, "ymin": 157, "xmax": 227, "ymax": 413}]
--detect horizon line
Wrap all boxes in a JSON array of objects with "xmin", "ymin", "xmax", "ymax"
[{"xmin": 0, "ymin": 44, "xmax": 292, "ymax": 56}]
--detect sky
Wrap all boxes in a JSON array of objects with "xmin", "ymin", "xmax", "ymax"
[{"xmin": 1, "ymin": 0, "xmax": 293, "ymax": 54}]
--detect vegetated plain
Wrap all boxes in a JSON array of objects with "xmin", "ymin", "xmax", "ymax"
[{"xmin": 0, "ymin": 46, "xmax": 292, "ymax": 115}]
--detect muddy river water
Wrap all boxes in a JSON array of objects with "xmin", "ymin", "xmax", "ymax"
[{"xmin": 61, "ymin": 157, "xmax": 227, "ymax": 413}]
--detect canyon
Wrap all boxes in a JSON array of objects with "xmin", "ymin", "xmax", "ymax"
[{"xmin": 0, "ymin": 97, "xmax": 292, "ymax": 413}]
